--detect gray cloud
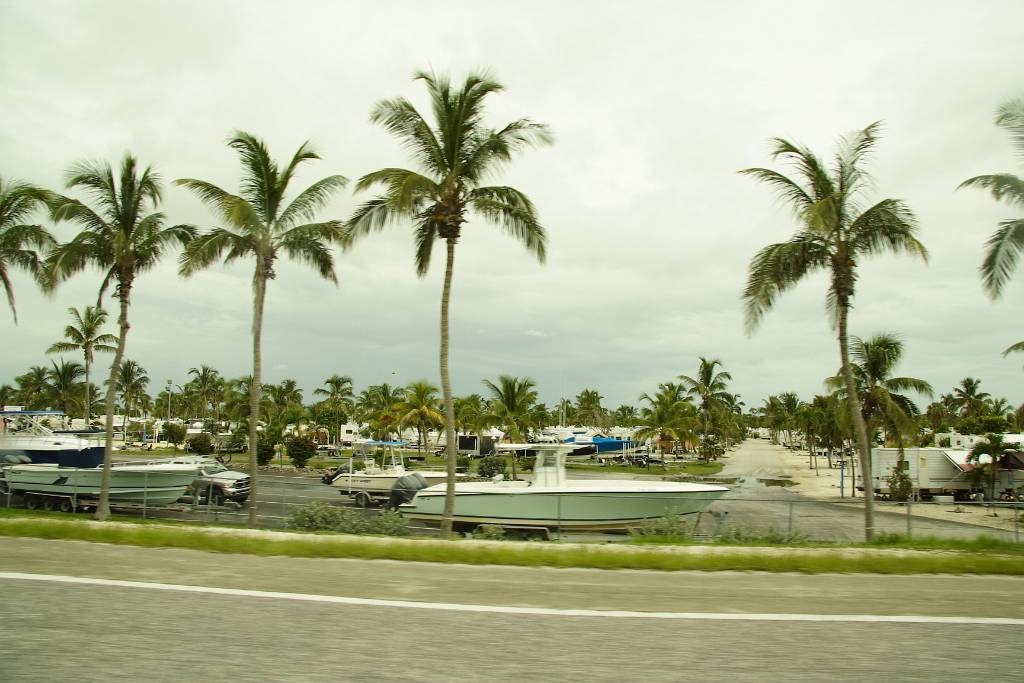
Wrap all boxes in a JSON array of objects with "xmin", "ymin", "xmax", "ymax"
[{"xmin": 1, "ymin": 0, "xmax": 1023, "ymax": 411}]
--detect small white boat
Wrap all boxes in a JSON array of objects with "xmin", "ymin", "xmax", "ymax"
[
  {"xmin": 321, "ymin": 440, "xmax": 461, "ymax": 506},
  {"xmin": 0, "ymin": 410, "xmax": 104, "ymax": 467},
  {"xmin": 399, "ymin": 444, "xmax": 728, "ymax": 532}
]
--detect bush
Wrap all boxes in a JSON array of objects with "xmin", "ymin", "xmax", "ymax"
[
  {"xmin": 887, "ymin": 467, "xmax": 914, "ymax": 502},
  {"xmin": 256, "ymin": 436, "xmax": 276, "ymax": 466},
  {"xmin": 286, "ymin": 436, "xmax": 317, "ymax": 468},
  {"xmin": 473, "ymin": 524, "xmax": 507, "ymax": 541},
  {"xmin": 286, "ymin": 502, "xmax": 409, "ymax": 536},
  {"xmin": 628, "ymin": 511, "xmax": 694, "ymax": 541},
  {"xmin": 186, "ymin": 433, "xmax": 214, "ymax": 455},
  {"xmin": 164, "ymin": 423, "xmax": 186, "ymax": 450},
  {"xmin": 456, "ymin": 455, "xmax": 471, "ymax": 471},
  {"xmin": 477, "ymin": 455, "xmax": 506, "ymax": 479}
]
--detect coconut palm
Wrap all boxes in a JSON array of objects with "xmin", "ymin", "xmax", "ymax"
[
  {"xmin": 0, "ymin": 384, "xmax": 16, "ymax": 408},
  {"xmin": 116, "ymin": 359, "xmax": 149, "ymax": 441},
  {"xmin": 959, "ymin": 98, "xmax": 1024, "ymax": 300},
  {"xmin": 953, "ymin": 377, "xmax": 991, "ymax": 419},
  {"xmin": 483, "ymin": 375, "xmax": 539, "ymax": 480},
  {"xmin": 635, "ymin": 387, "xmax": 696, "ymax": 460},
  {"xmin": 187, "ymin": 365, "xmax": 222, "ymax": 418},
  {"xmin": 827, "ymin": 334, "xmax": 932, "ymax": 468},
  {"xmin": 46, "ymin": 305, "xmax": 117, "ymax": 419},
  {"xmin": 46, "ymin": 359, "xmax": 85, "ymax": 417},
  {"xmin": 314, "ymin": 374, "xmax": 355, "ymax": 445},
  {"xmin": 741, "ymin": 123, "xmax": 927, "ymax": 539},
  {"xmin": 969, "ymin": 433, "xmax": 1009, "ymax": 501},
  {"xmin": 45, "ymin": 154, "xmax": 194, "ymax": 520},
  {"xmin": 574, "ymin": 389, "xmax": 607, "ymax": 428},
  {"xmin": 0, "ymin": 177, "xmax": 55, "ymax": 322},
  {"xmin": 177, "ymin": 132, "xmax": 347, "ymax": 526},
  {"xmin": 396, "ymin": 380, "xmax": 443, "ymax": 454},
  {"xmin": 15, "ymin": 366, "xmax": 50, "ymax": 409},
  {"xmin": 357, "ymin": 383, "xmax": 403, "ymax": 441},
  {"xmin": 348, "ymin": 70, "xmax": 551, "ymax": 534},
  {"xmin": 679, "ymin": 357, "xmax": 733, "ymax": 444},
  {"xmin": 454, "ymin": 393, "xmax": 491, "ymax": 440}
]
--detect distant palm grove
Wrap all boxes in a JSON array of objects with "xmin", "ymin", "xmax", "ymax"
[{"xmin": 1, "ymin": 69, "xmax": 1022, "ymax": 537}]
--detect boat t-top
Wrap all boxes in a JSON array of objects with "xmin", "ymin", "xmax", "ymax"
[{"xmin": 0, "ymin": 410, "xmax": 104, "ymax": 468}]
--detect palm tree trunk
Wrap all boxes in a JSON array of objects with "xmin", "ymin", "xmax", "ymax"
[
  {"xmin": 96, "ymin": 284, "xmax": 131, "ymax": 521},
  {"xmin": 439, "ymin": 238, "xmax": 458, "ymax": 536},
  {"xmin": 84, "ymin": 355, "xmax": 91, "ymax": 421},
  {"xmin": 838, "ymin": 301, "xmax": 875, "ymax": 539},
  {"xmin": 248, "ymin": 272, "xmax": 267, "ymax": 528}
]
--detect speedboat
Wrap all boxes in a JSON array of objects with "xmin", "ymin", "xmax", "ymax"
[
  {"xmin": 0, "ymin": 410, "xmax": 105, "ymax": 467},
  {"xmin": 398, "ymin": 444, "xmax": 728, "ymax": 532},
  {"xmin": 1, "ymin": 461, "xmax": 199, "ymax": 507},
  {"xmin": 322, "ymin": 440, "xmax": 462, "ymax": 506}
]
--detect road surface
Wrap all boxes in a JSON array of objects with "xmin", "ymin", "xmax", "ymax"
[{"xmin": 2, "ymin": 537, "xmax": 1022, "ymax": 682}]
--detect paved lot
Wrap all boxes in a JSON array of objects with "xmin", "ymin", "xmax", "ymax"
[{"xmin": 2, "ymin": 538, "xmax": 1023, "ymax": 682}]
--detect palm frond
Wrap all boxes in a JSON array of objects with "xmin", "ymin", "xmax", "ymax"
[
  {"xmin": 1002, "ymin": 340, "xmax": 1024, "ymax": 356},
  {"xmin": 995, "ymin": 98, "xmax": 1024, "ymax": 163},
  {"xmin": 64, "ymin": 159, "xmax": 120, "ymax": 219},
  {"xmin": 884, "ymin": 376, "xmax": 933, "ymax": 397},
  {"xmin": 277, "ymin": 222, "xmax": 341, "ymax": 283},
  {"xmin": 468, "ymin": 186, "xmax": 546, "ymax": 263},
  {"xmin": 848, "ymin": 198, "xmax": 927, "ymax": 260},
  {"xmin": 369, "ymin": 98, "xmax": 447, "ymax": 176},
  {"xmin": 412, "ymin": 216, "xmax": 438, "ymax": 277},
  {"xmin": 276, "ymin": 140, "xmax": 321, "ymax": 200},
  {"xmin": 742, "ymin": 234, "xmax": 830, "ymax": 332},
  {"xmin": 228, "ymin": 131, "xmax": 279, "ymax": 222},
  {"xmin": 347, "ymin": 197, "xmax": 407, "ymax": 241},
  {"xmin": 737, "ymin": 168, "xmax": 814, "ymax": 213},
  {"xmin": 462, "ymin": 119, "xmax": 553, "ymax": 182},
  {"xmin": 979, "ymin": 217, "xmax": 1024, "ymax": 298},
  {"xmin": 768, "ymin": 138, "xmax": 835, "ymax": 202},
  {"xmin": 353, "ymin": 168, "xmax": 438, "ymax": 213},
  {"xmin": 179, "ymin": 228, "xmax": 254, "ymax": 276},
  {"xmin": 174, "ymin": 179, "xmax": 262, "ymax": 231},
  {"xmin": 958, "ymin": 173, "xmax": 1024, "ymax": 209},
  {"xmin": 277, "ymin": 175, "xmax": 349, "ymax": 230}
]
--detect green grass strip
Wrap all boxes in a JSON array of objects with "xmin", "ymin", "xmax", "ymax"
[{"xmin": 1, "ymin": 516, "xmax": 1021, "ymax": 575}]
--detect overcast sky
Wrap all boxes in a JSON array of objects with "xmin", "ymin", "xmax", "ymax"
[{"xmin": 1, "ymin": 0, "xmax": 1022, "ymax": 412}]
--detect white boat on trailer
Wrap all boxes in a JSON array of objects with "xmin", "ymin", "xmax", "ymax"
[
  {"xmin": 398, "ymin": 444, "xmax": 729, "ymax": 532},
  {"xmin": 321, "ymin": 440, "xmax": 461, "ymax": 507}
]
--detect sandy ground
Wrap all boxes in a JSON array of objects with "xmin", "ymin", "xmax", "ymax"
[{"xmin": 736, "ymin": 439, "xmax": 1023, "ymax": 534}]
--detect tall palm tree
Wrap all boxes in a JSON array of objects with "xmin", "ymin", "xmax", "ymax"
[
  {"xmin": 314, "ymin": 374, "xmax": 355, "ymax": 445},
  {"xmin": 356, "ymin": 383, "xmax": 403, "ymax": 441},
  {"xmin": 679, "ymin": 357, "xmax": 733, "ymax": 444},
  {"xmin": 187, "ymin": 365, "xmax": 221, "ymax": 418},
  {"xmin": 46, "ymin": 305, "xmax": 117, "ymax": 419},
  {"xmin": 969, "ymin": 433, "xmax": 1009, "ymax": 501},
  {"xmin": 827, "ymin": 334, "xmax": 932, "ymax": 470},
  {"xmin": 116, "ymin": 359, "xmax": 149, "ymax": 441},
  {"xmin": 46, "ymin": 154, "xmax": 194, "ymax": 520},
  {"xmin": 483, "ymin": 375, "xmax": 539, "ymax": 480},
  {"xmin": 741, "ymin": 123, "xmax": 927, "ymax": 540},
  {"xmin": 0, "ymin": 177, "xmax": 55, "ymax": 322},
  {"xmin": 46, "ymin": 359, "xmax": 85, "ymax": 417},
  {"xmin": 959, "ymin": 98, "xmax": 1024, "ymax": 302},
  {"xmin": 0, "ymin": 384, "xmax": 16, "ymax": 408},
  {"xmin": 348, "ymin": 70, "xmax": 551, "ymax": 535},
  {"xmin": 177, "ymin": 132, "xmax": 347, "ymax": 526},
  {"xmin": 396, "ymin": 380, "xmax": 443, "ymax": 454},
  {"xmin": 574, "ymin": 389, "xmax": 607, "ymax": 428},
  {"xmin": 454, "ymin": 393, "xmax": 491, "ymax": 443},
  {"xmin": 635, "ymin": 387, "xmax": 696, "ymax": 460},
  {"xmin": 15, "ymin": 365, "xmax": 50, "ymax": 409},
  {"xmin": 953, "ymin": 377, "xmax": 991, "ymax": 419}
]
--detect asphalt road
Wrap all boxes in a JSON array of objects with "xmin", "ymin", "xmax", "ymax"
[{"xmin": 2, "ymin": 538, "xmax": 1023, "ymax": 682}]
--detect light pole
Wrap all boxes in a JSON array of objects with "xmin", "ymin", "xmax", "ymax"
[{"xmin": 166, "ymin": 380, "xmax": 172, "ymax": 422}]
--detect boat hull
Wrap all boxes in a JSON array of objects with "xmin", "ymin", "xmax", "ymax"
[
  {"xmin": 0, "ymin": 434, "xmax": 104, "ymax": 468},
  {"xmin": 2, "ymin": 464, "xmax": 195, "ymax": 506},
  {"xmin": 400, "ymin": 485, "xmax": 728, "ymax": 531},
  {"xmin": 330, "ymin": 471, "xmax": 451, "ymax": 496}
]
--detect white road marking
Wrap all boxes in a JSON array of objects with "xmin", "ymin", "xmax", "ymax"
[{"xmin": 2, "ymin": 571, "xmax": 1021, "ymax": 625}]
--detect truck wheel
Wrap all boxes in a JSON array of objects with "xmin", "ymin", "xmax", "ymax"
[
  {"xmin": 24, "ymin": 494, "xmax": 40, "ymax": 510},
  {"xmin": 58, "ymin": 498, "xmax": 74, "ymax": 513}
]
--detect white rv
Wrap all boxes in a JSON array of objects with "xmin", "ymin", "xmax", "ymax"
[{"xmin": 864, "ymin": 447, "xmax": 1017, "ymax": 499}]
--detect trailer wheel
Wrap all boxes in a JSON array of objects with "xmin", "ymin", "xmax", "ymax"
[
  {"xmin": 58, "ymin": 498, "xmax": 74, "ymax": 513},
  {"xmin": 354, "ymin": 492, "xmax": 373, "ymax": 508},
  {"xmin": 24, "ymin": 494, "xmax": 40, "ymax": 510},
  {"xmin": 42, "ymin": 497, "xmax": 57, "ymax": 511}
]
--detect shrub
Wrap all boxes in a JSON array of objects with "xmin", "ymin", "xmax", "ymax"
[
  {"xmin": 473, "ymin": 524, "xmax": 507, "ymax": 541},
  {"xmin": 256, "ymin": 435, "xmax": 276, "ymax": 466},
  {"xmin": 186, "ymin": 433, "xmax": 214, "ymax": 455},
  {"xmin": 456, "ymin": 455, "xmax": 471, "ymax": 471},
  {"xmin": 477, "ymin": 455, "xmax": 506, "ymax": 479},
  {"xmin": 887, "ymin": 467, "xmax": 914, "ymax": 502},
  {"xmin": 629, "ymin": 511, "xmax": 694, "ymax": 541},
  {"xmin": 286, "ymin": 436, "xmax": 317, "ymax": 468},
  {"xmin": 164, "ymin": 423, "xmax": 186, "ymax": 450},
  {"xmin": 286, "ymin": 502, "xmax": 409, "ymax": 536}
]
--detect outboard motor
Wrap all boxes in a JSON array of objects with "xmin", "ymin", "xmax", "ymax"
[
  {"xmin": 321, "ymin": 462, "xmax": 352, "ymax": 485},
  {"xmin": 388, "ymin": 472, "xmax": 429, "ymax": 509}
]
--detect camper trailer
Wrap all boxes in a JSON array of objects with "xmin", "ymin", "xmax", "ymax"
[{"xmin": 864, "ymin": 447, "xmax": 1018, "ymax": 499}]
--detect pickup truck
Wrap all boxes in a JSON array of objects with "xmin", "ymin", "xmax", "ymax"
[{"xmin": 165, "ymin": 456, "xmax": 251, "ymax": 505}]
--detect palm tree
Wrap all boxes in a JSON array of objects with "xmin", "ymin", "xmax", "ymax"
[
  {"xmin": 741, "ymin": 123, "xmax": 927, "ymax": 540},
  {"xmin": 357, "ymin": 383, "xmax": 403, "ymax": 441},
  {"xmin": 574, "ymin": 389, "xmax": 607, "ymax": 428},
  {"xmin": 46, "ymin": 154, "xmax": 194, "ymax": 520},
  {"xmin": 348, "ymin": 70, "xmax": 551, "ymax": 535},
  {"xmin": 827, "ymin": 334, "xmax": 932, "ymax": 473},
  {"xmin": 0, "ymin": 177, "xmax": 55, "ymax": 322},
  {"xmin": 187, "ymin": 365, "xmax": 222, "ymax": 418},
  {"xmin": 953, "ymin": 377, "xmax": 990, "ymax": 419},
  {"xmin": 116, "ymin": 359, "xmax": 149, "ymax": 441},
  {"xmin": 177, "ymin": 132, "xmax": 347, "ymax": 526},
  {"xmin": 483, "ymin": 375, "xmax": 539, "ymax": 480},
  {"xmin": 679, "ymin": 357, "xmax": 733, "ymax": 445},
  {"xmin": 314, "ymin": 374, "xmax": 355, "ymax": 445},
  {"xmin": 46, "ymin": 305, "xmax": 117, "ymax": 419},
  {"xmin": 0, "ymin": 384, "xmax": 16, "ymax": 408},
  {"xmin": 635, "ymin": 387, "xmax": 696, "ymax": 461},
  {"xmin": 46, "ymin": 359, "xmax": 85, "ymax": 417},
  {"xmin": 396, "ymin": 380, "xmax": 443, "ymax": 455},
  {"xmin": 15, "ymin": 366, "xmax": 50, "ymax": 409},
  {"xmin": 969, "ymin": 433, "xmax": 1009, "ymax": 501},
  {"xmin": 959, "ymin": 98, "xmax": 1024, "ymax": 302}
]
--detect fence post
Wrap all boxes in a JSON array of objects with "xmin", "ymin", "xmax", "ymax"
[
  {"xmin": 906, "ymin": 500, "xmax": 912, "ymax": 539},
  {"xmin": 142, "ymin": 471, "xmax": 148, "ymax": 520},
  {"xmin": 787, "ymin": 500, "xmax": 794, "ymax": 537},
  {"xmin": 1015, "ymin": 503, "xmax": 1020, "ymax": 545},
  {"xmin": 556, "ymin": 494, "xmax": 562, "ymax": 542},
  {"xmin": 208, "ymin": 481, "xmax": 214, "ymax": 522}
]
